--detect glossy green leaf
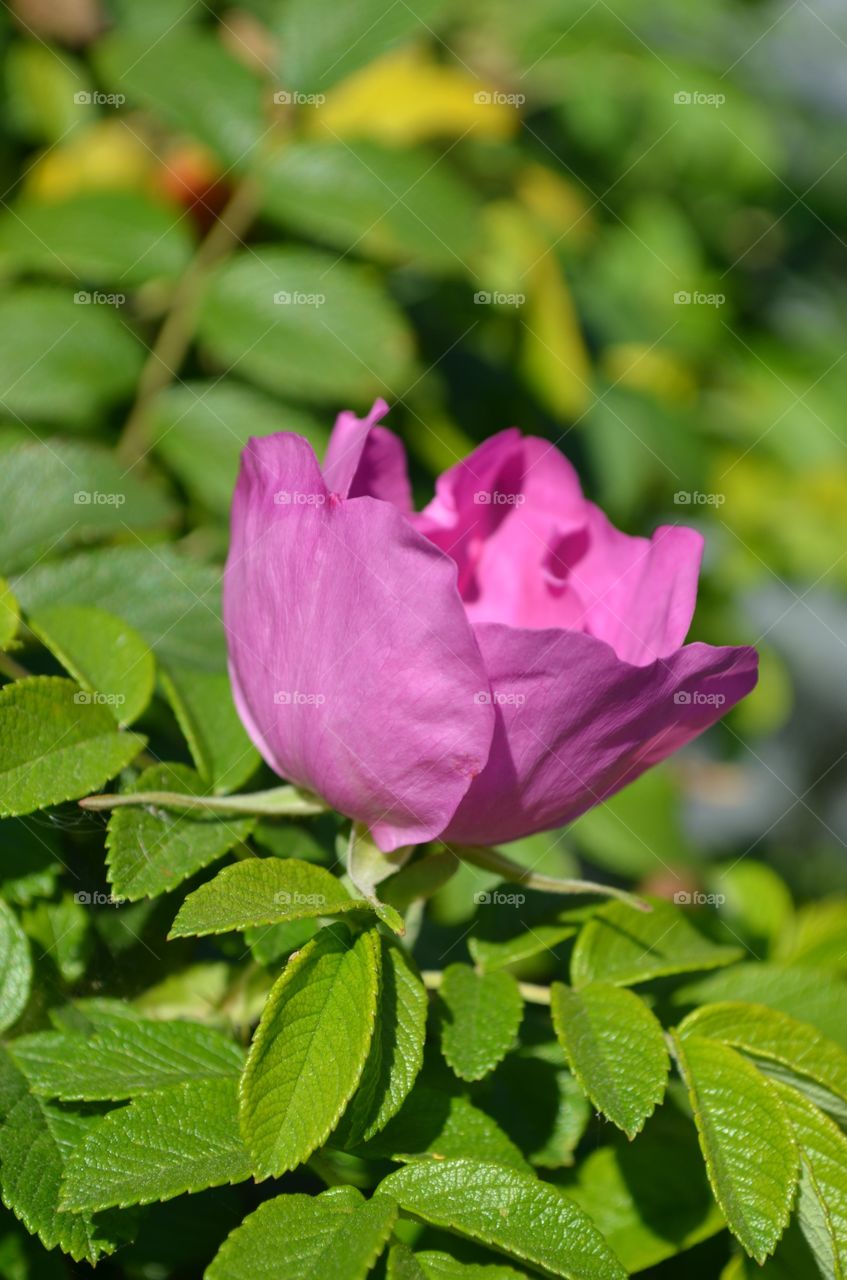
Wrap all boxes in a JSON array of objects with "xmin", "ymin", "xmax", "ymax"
[
  {"xmin": 772, "ymin": 1081, "xmax": 847, "ymax": 1280},
  {"xmin": 28, "ymin": 604, "xmax": 154, "ymax": 726},
  {"xmin": 61, "ymin": 1078, "xmax": 251, "ymax": 1211},
  {"xmin": 358, "ymin": 1083, "xmax": 533, "ymax": 1174},
  {"xmin": 150, "ymin": 382, "xmax": 329, "ymax": 517},
  {"xmin": 21, "ymin": 893, "xmax": 90, "ymax": 982},
  {"xmin": 0, "ymin": 817, "xmax": 62, "ymax": 905},
  {"xmin": 333, "ymin": 938, "xmax": 427, "ymax": 1145},
  {"xmin": 672, "ymin": 1032, "xmax": 799, "ymax": 1262},
  {"xmin": 0, "ymin": 900, "xmax": 31, "ymax": 1032},
  {"xmin": 678, "ymin": 1001, "xmax": 847, "ymax": 1106},
  {"xmin": 550, "ymin": 981, "xmax": 669, "ymax": 1137},
  {"xmin": 170, "ymin": 857, "xmax": 363, "ymax": 938},
  {"xmin": 206, "ymin": 1186, "xmax": 397, "ymax": 1280},
  {"xmin": 0, "ymin": 287, "xmax": 144, "ymax": 426},
  {"xmin": 262, "ymin": 142, "xmax": 479, "ymax": 272},
  {"xmin": 240, "ymin": 925, "xmax": 381, "ymax": 1178},
  {"xmin": 198, "ymin": 248, "xmax": 415, "ymax": 406},
  {"xmin": 95, "ymin": 29, "xmax": 264, "ymax": 169},
  {"xmin": 10, "ymin": 1017, "xmax": 243, "ymax": 1100},
  {"xmin": 0, "ymin": 678, "xmax": 145, "ymax": 818},
  {"xmin": 391, "ymin": 1249, "xmax": 526, "ymax": 1280},
  {"xmin": 438, "ymin": 965, "xmax": 523, "ymax": 1082},
  {"xmin": 159, "ymin": 664, "xmax": 259, "ymax": 793},
  {"xmin": 0, "ymin": 440, "xmax": 174, "ymax": 574},
  {"xmin": 378, "ymin": 1158, "xmax": 627, "ymax": 1279},
  {"xmin": 107, "ymin": 763, "xmax": 254, "ymax": 901},
  {"xmin": 0, "ymin": 191, "xmax": 193, "ymax": 286},
  {"xmin": 571, "ymin": 896, "xmax": 742, "ymax": 987},
  {"xmin": 482, "ymin": 1044, "xmax": 591, "ymax": 1170},
  {"xmin": 0, "ymin": 1048, "xmax": 128, "ymax": 1263},
  {"xmin": 0, "ymin": 577, "xmax": 19, "ymax": 649}
]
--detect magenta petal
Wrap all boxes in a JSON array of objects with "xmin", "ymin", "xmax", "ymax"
[
  {"xmin": 322, "ymin": 398, "xmax": 413, "ymax": 512},
  {"xmin": 441, "ymin": 624, "xmax": 758, "ymax": 846},
  {"xmin": 224, "ymin": 433, "xmax": 495, "ymax": 850}
]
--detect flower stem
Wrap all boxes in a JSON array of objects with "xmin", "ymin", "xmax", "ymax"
[
  {"xmin": 421, "ymin": 968, "xmax": 552, "ymax": 1005},
  {"xmin": 450, "ymin": 842, "xmax": 650, "ymax": 911},
  {"xmin": 79, "ymin": 784, "xmax": 327, "ymax": 817}
]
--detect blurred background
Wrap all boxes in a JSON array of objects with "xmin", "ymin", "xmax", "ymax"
[{"xmin": 1, "ymin": 1, "xmax": 846, "ymax": 1276}]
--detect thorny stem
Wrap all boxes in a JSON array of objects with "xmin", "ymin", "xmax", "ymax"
[{"xmin": 117, "ymin": 177, "xmax": 261, "ymax": 466}]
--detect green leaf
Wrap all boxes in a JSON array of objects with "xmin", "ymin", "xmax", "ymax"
[
  {"xmin": 0, "ymin": 191, "xmax": 193, "ymax": 286},
  {"xmin": 550, "ymin": 981, "xmax": 669, "ymax": 1137},
  {"xmin": 261, "ymin": 142, "xmax": 479, "ymax": 272},
  {"xmin": 381, "ymin": 851, "xmax": 459, "ymax": 913},
  {"xmin": 22, "ymin": 893, "xmax": 90, "ymax": 982},
  {"xmin": 438, "ymin": 965, "xmax": 523, "ymax": 1082},
  {"xmin": 95, "ymin": 29, "xmax": 264, "ymax": 169},
  {"xmin": 107, "ymin": 763, "xmax": 254, "ymax": 901},
  {"xmin": 0, "ymin": 900, "xmax": 31, "ymax": 1032},
  {"xmin": 60, "ymin": 1078, "xmax": 252, "ymax": 1210},
  {"xmin": 775, "ymin": 899, "xmax": 847, "ymax": 972},
  {"xmin": 568, "ymin": 766, "xmax": 693, "ymax": 876},
  {"xmin": 391, "ymin": 1249, "xmax": 526, "ymax": 1280},
  {"xmin": 12, "ymin": 546, "xmax": 227, "ymax": 674},
  {"xmin": 672, "ymin": 1032, "xmax": 799, "ymax": 1262},
  {"xmin": 358, "ymin": 1083, "xmax": 533, "ymax": 1174},
  {"xmin": 671, "ymin": 963, "xmax": 847, "ymax": 1050},
  {"xmin": 198, "ymin": 248, "xmax": 415, "ymax": 406},
  {"xmin": 483, "ymin": 1044, "xmax": 591, "ymax": 1169},
  {"xmin": 678, "ymin": 1001, "xmax": 847, "ymax": 1107},
  {"xmin": 240, "ymin": 924, "xmax": 381, "ymax": 1178},
  {"xmin": 159, "ymin": 664, "xmax": 259, "ymax": 793},
  {"xmin": 347, "ymin": 823, "xmax": 409, "ymax": 934},
  {"xmin": 10, "ymin": 1018, "xmax": 243, "ymax": 1099},
  {"xmin": 0, "ymin": 440, "xmax": 174, "ymax": 574},
  {"xmin": 469, "ymin": 894, "xmax": 580, "ymax": 973},
  {"xmin": 378, "ymin": 1158, "xmax": 627, "ymax": 1280},
  {"xmin": 0, "ymin": 287, "xmax": 144, "ymax": 425},
  {"xmin": 0, "ymin": 577, "xmax": 19, "ymax": 649},
  {"xmin": 276, "ymin": 0, "xmax": 448, "ymax": 91},
  {"xmin": 28, "ymin": 604, "xmax": 154, "ymax": 726},
  {"xmin": 333, "ymin": 938, "xmax": 427, "ymax": 1145},
  {"xmin": 170, "ymin": 858, "xmax": 363, "ymax": 938},
  {"xmin": 0, "ymin": 678, "xmax": 145, "ymax": 818},
  {"xmin": 206, "ymin": 1186, "xmax": 397, "ymax": 1280},
  {"xmin": 0, "ymin": 817, "xmax": 62, "ymax": 905},
  {"xmin": 771, "ymin": 1081, "xmax": 847, "ymax": 1280},
  {"xmin": 561, "ymin": 1102, "xmax": 726, "ymax": 1274},
  {"xmin": 150, "ymin": 381, "xmax": 329, "ymax": 517},
  {"xmin": 571, "ymin": 896, "xmax": 742, "ymax": 987},
  {"xmin": 0, "ymin": 1047, "xmax": 128, "ymax": 1263}
]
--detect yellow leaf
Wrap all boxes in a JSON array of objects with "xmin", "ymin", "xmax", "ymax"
[
  {"xmin": 515, "ymin": 163, "xmax": 594, "ymax": 247},
  {"xmin": 521, "ymin": 256, "xmax": 591, "ymax": 420},
  {"xmin": 24, "ymin": 120, "xmax": 153, "ymax": 201},
  {"xmin": 602, "ymin": 343, "xmax": 696, "ymax": 406},
  {"xmin": 305, "ymin": 46, "xmax": 519, "ymax": 145}
]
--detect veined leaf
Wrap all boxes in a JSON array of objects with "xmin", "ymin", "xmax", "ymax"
[
  {"xmin": 571, "ymin": 897, "xmax": 742, "ymax": 987},
  {"xmin": 159, "ymin": 664, "xmax": 259, "ymax": 794},
  {"xmin": 390, "ymin": 1249, "xmax": 526, "ymax": 1279},
  {"xmin": 678, "ymin": 1001, "xmax": 847, "ymax": 1106},
  {"xmin": 0, "ymin": 678, "xmax": 145, "ymax": 818},
  {"xmin": 61, "ymin": 1077, "xmax": 252, "ymax": 1210},
  {"xmin": 378, "ymin": 1158, "xmax": 627, "ymax": 1279},
  {"xmin": 0, "ymin": 1047, "xmax": 128, "ymax": 1263},
  {"xmin": 358, "ymin": 1083, "xmax": 533, "ymax": 1174},
  {"xmin": 107, "ymin": 763, "xmax": 254, "ymax": 901},
  {"xmin": 170, "ymin": 858, "xmax": 363, "ymax": 938},
  {"xmin": 206, "ymin": 1186, "xmax": 397, "ymax": 1280},
  {"xmin": 672, "ymin": 1032, "xmax": 799, "ymax": 1262},
  {"xmin": 0, "ymin": 899, "xmax": 31, "ymax": 1032},
  {"xmin": 28, "ymin": 604, "xmax": 154, "ymax": 726},
  {"xmin": 10, "ymin": 1017, "xmax": 243, "ymax": 1100},
  {"xmin": 334, "ymin": 938, "xmax": 427, "ymax": 1145},
  {"xmin": 772, "ymin": 1081, "xmax": 847, "ymax": 1280},
  {"xmin": 550, "ymin": 981, "xmax": 669, "ymax": 1137},
  {"xmin": 240, "ymin": 925, "xmax": 381, "ymax": 1178},
  {"xmin": 483, "ymin": 1044, "xmax": 591, "ymax": 1169},
  {"xmin": 438, "ymin": 965, "xmax": 523, "ymax": 1082}
]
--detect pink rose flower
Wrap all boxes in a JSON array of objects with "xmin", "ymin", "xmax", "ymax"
[{"xmin": 224, "ymin": 400, "xmax": 757, "ymax": 852}]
